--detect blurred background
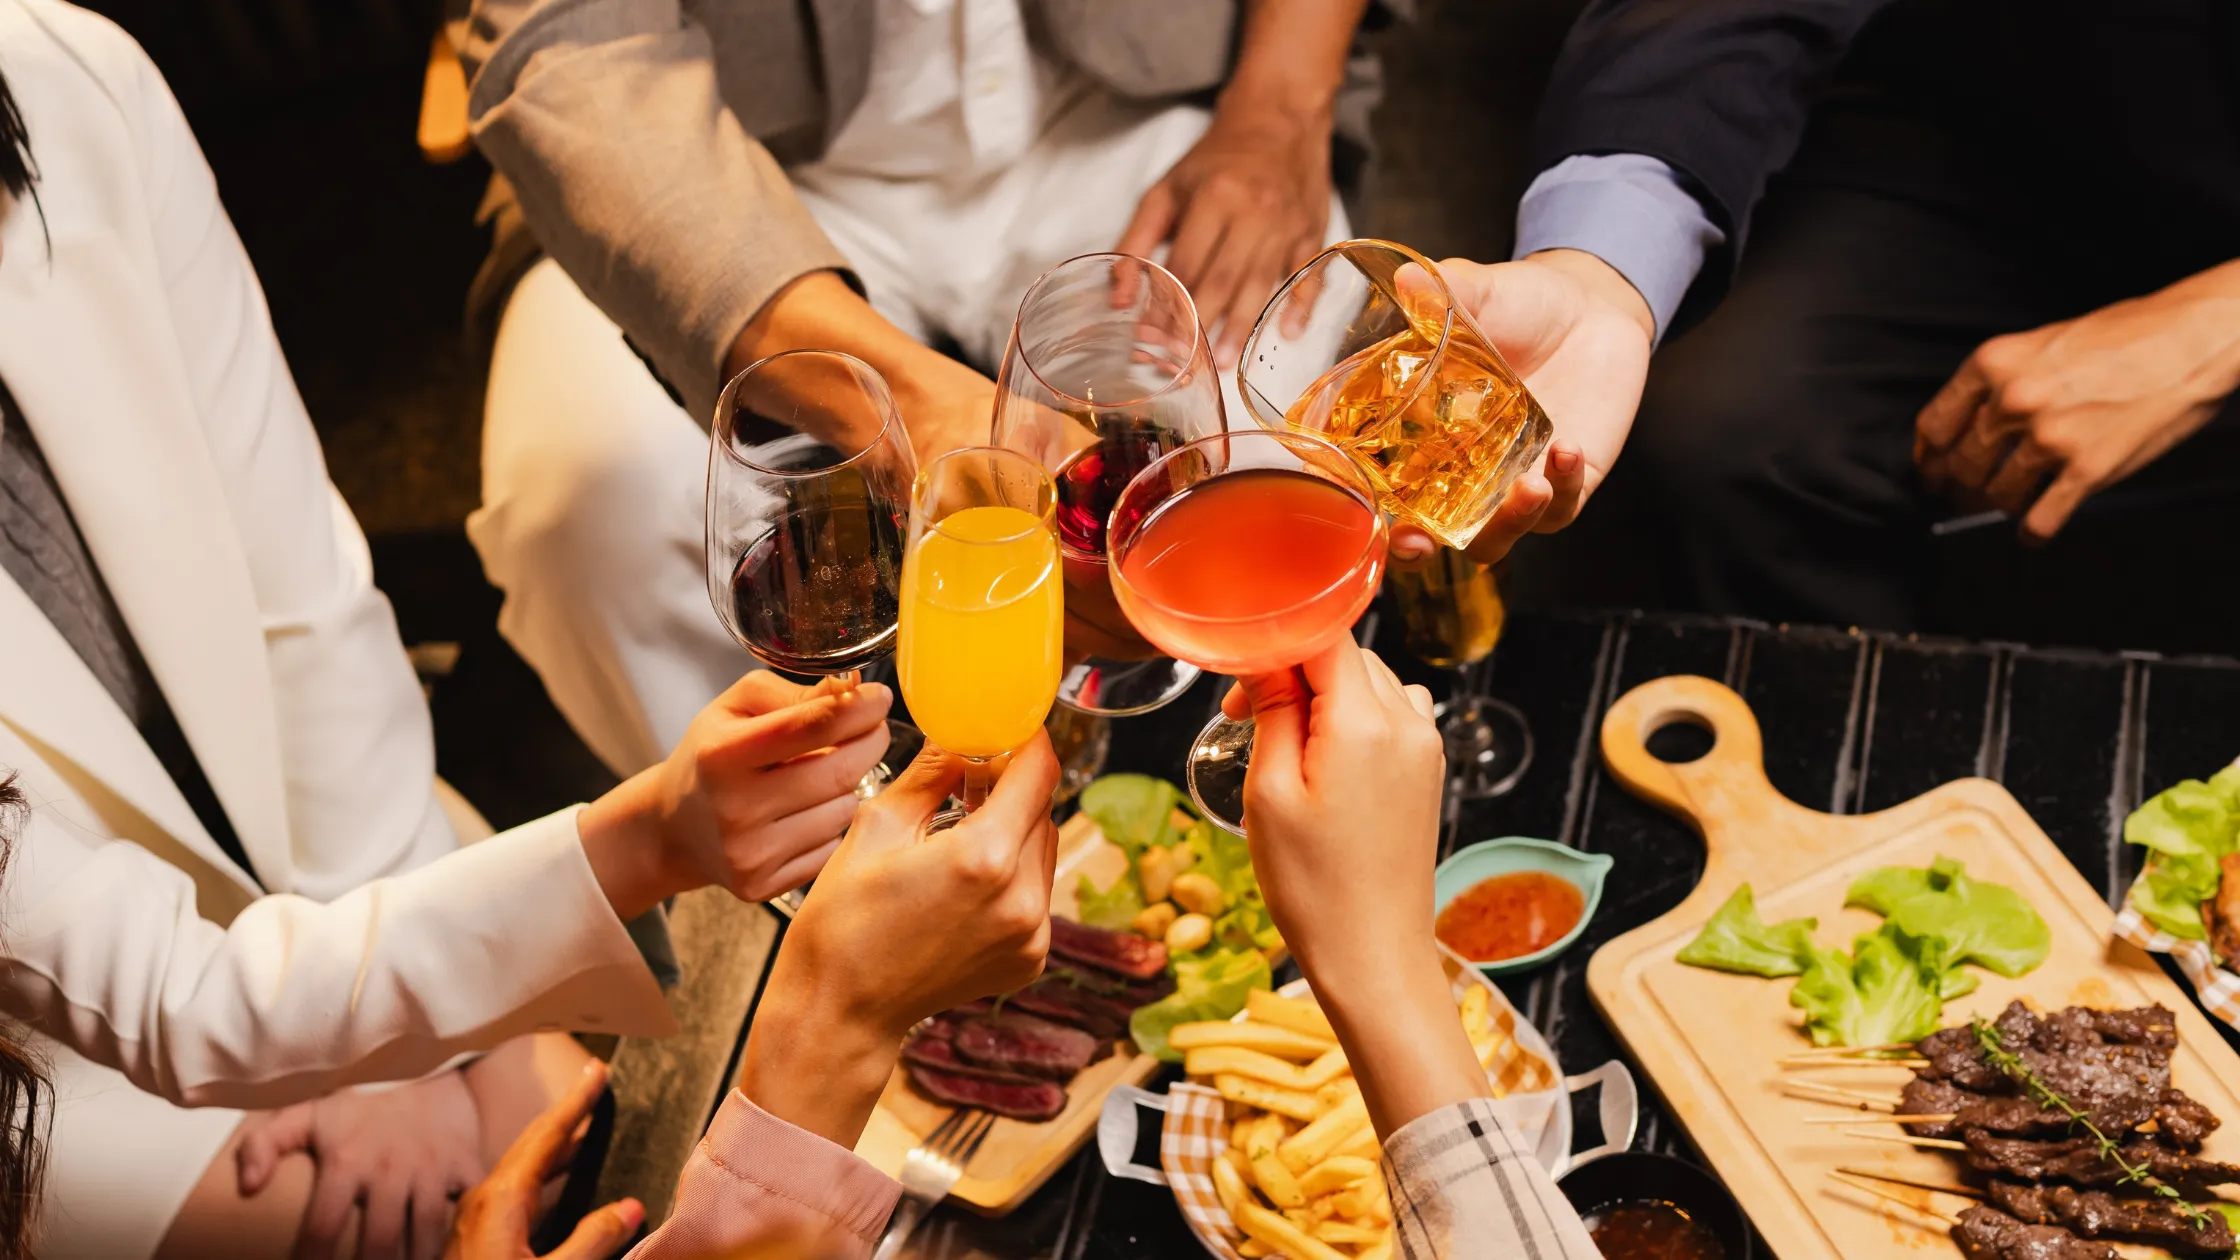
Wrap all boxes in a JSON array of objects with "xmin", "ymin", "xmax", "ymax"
[{"xmin": 74, "ymin": 0, "xmax": 2238, "ymax": 829}]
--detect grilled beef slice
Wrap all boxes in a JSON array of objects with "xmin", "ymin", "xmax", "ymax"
[
  {"xmin": 2155, "ymin": 1089, "xmax": 2221, "ymax": 1149},
  {"xmin": 1964, "ymin": 1132, "xmax": 2240, "ymax": 1194},
  {"xmin": 1954, "ymin": 1206, "xmax": 2120, "ymax": 1260},
  {"xmin": 903, "ymin": 1030, "xmax": 1044, "ymax": 1084},
  {"xmin": 1987, "ymin": 1180, "xmax": 2237, "ymax": 1253},
  {"xmin": 905, "ymin": 1062, "xmax": 1067, "ymax": 1121},
  {"xmin": 953, "ymin": 1011, "xmax": 1103, "ymax": 1080},
  {"xmin": 1049, "ymin": 916, "xmax": 1169, "ymax": 980},
  {"xmin": 1007, "ymin": 978, "xmax": 1134, "ymax": 1040}
]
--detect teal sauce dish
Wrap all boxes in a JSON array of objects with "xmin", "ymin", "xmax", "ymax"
[{"xmin": 1434, "ymin": 838, "xmax": 1613, "ymax": 976}]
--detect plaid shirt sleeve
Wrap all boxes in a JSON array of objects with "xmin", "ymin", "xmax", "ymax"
[{"xmin": 1382, "ymin": 1098, "xmax": 1604, "ymax": 1259}]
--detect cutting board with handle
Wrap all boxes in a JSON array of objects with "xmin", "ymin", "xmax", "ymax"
[{"xmin": 1588, "ymin": 675, "xmax": 2240, "ymax": 1259}]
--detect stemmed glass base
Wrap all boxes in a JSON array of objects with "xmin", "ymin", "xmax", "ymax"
[
  {"xmin": 1437, "ymin": 694, "xmax": 1533, "ymax": 800},
  {"xmin": 1059, "ymin": 656, "xmax": 1201, "ymax": 717},
  {"xmin": 1186, "ymin": 712, "xmax": 1255, "ymax": 836}
]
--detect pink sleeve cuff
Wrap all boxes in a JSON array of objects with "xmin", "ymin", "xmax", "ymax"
[{"xmin": 629, "ymin": 1091, "xmax": 900, "ymax": 1259}]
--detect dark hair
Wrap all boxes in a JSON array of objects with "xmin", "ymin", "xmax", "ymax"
[
  {"xmin": 0, "ymin": 779, "xmax": 45, "ymax": 1260},
  {"xmin": 0, "ymin": 66, "xmax": 30, "ymax": 200}
]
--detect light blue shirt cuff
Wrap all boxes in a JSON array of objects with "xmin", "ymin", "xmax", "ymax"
[{"xmin": 1512, "ymin": 154, "xmax": 1725, "ymax": 344}]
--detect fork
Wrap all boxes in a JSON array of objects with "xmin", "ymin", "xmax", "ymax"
[{"xmin": 870, "ymin": 1109, "xmax": 997, "ymax": 1260}]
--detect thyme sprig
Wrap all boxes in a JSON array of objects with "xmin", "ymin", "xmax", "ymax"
[{"xmin": 1968, "ymin": 1017, "xmax": 2218, "ymax": 1235}]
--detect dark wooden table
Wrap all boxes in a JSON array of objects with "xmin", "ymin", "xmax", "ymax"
[{"xmin": 604, "ymin": 605, "xmax": 2240, "ymax": 1259}]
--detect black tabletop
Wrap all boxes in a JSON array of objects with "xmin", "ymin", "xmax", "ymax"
[{"xmin": 878, "ymin": 604, "xmax": 2240, "ymax": 1260}]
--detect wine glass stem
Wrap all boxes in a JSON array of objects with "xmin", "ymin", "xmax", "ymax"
[
  {"xmin": 1449, "ymin": 664, "xmax": 1479, "ymax": 720},
  {"xmin": 960, "ymin": 751, "xmax": 1009, "ymax": 813}
]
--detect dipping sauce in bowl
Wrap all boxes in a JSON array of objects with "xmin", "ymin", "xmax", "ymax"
[
  {"xmin": 1435, "ymin": 870, "xmax": 1585, "ymax": 963},
  {"xmin": 1583, "ymin": 1200, "xmax": 1726, "ymax": 1260}
]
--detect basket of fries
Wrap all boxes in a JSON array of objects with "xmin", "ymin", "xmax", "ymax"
[{"xmin": 1097, "ymin": 949, "xmax": 1635, "ymax": 1259}]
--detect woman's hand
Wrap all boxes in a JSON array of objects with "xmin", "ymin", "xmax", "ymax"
[
  {"xmin": 444, "ymin": 1061, "xmax": 643, "ymax": 1260},
  {"xmin": 1226, "ymin": 645, "xmax": 1491, "ymax": 1139},
  {"xmin": 738, "ymin": 736, "xmax": 1063, "ymax": 1147},
  {"xmin": 578, "ymin": 673, "xmax": 893, "ymax": 919},
  {"xmin": 236, "ymin": 1071, "xmax": 485, "ymax": 1260}
]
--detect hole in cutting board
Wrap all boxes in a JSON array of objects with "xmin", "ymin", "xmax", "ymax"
[{"xmin": 1644, "ymin": 715, "xmax": 1715, "ymax": 764}]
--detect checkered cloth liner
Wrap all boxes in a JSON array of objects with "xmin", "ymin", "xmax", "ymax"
[
  {"xmin": 1156, "ymin": 973, "xmax": 1562, "ymax": 1259},
  {"xmin": 2112, "ymin": 901, "xmax": 2240, "ymax": 1031},
  {"xmin": 2112, "ymin": 756, "xmax": 2240, "ymax": 1034}
]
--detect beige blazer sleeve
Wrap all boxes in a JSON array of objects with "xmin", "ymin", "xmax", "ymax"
[
  {"xmin": 0, "ymin": 799, "xmax": 677, "ymax": 1110},
  {"xmin": 462, "ymin": 0, "xmax": 853, "ymax": 422}
]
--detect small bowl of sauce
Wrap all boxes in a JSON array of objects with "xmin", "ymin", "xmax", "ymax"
[
  {"xmin": 1560, "ymin": 1152, "xmax": 1750, "ymax": 1260},
  {"xmin": 1433, "ymin": 837, "xmax": 1611, "ymax": 976}
]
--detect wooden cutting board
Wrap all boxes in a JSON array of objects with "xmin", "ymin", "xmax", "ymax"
[
  {"xmin": 854, "ymin": 812, "xmax": 1162, "ymax": 1215},
  {"xmin": 1588, "ymin": 675, "xmax": 2240, "ymax": 1259}
]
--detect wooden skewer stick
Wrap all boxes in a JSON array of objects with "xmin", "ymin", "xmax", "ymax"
[
  {"xmin": 1828, "ymin": 1170, "xmax": 1966, "ymax": 1228},
  {"xmin": 1785, "ymin": 1042, "xmax": 1918, "ymax": 1059},
  {"xmin": 1780, "ymin": 1056, "xmax": 1932, "ymax": 1070},
  {"xmin": 1802, "ymin": 1113, "xmax": 1958, "ymax": 1126},
  {"xmin": 1841, "ymin": 1127, "xmax": 1969, "ymax": 1151},
  {"xmin": 1785, "ymin": 1080, "xmax": 1901, "ymax": 1109},
  {"xmin": 1834, "ymin": 1166, "xmax": 1985, "ymax": 1200}
]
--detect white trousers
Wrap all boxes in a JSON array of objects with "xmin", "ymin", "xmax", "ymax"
[{"xmin": 473, "ymin": 93, "xmax": 1348, "ymax": 774}]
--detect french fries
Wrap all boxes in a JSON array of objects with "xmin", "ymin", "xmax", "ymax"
[
  {"xmin": 1171, "ymin": 1020, "xmax": 1336, "ymax": 1060},
  {"xmin": 1247, "ymin": 989, "xmax": 1337, "ymax": 1040},
  {"xmin": 1188, "ymin": 984, "xmax": 1504, "ymax": 1257}
]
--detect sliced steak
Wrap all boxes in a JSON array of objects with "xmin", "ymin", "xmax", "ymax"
[
  {"xmin": 1009, "ymin": 977, "xmax": 1134, "ymax": 1040},
  {"xmin": 1987, "ymin": 1180, "xmax": 2236, "ymax": 1253},
  {"xmin": 905, "ymin": 1063, "xmax": 1067, "ymax": 1121},
  {"xmin": 2155, "ymin": 1089, "xmax": 2221, "ymax": 1149},
  {"xmin": 1953, "ymin": 1206, "xmax": 2119, "ymax": 1260},
  {"xmin": 1049, "ymin": 916, "xmax": 1168, "ymax": 980},
  {"xmin": 1964, "ymin": 1132, "xmax": 2240, "ymax": 1194},
  {"xmin": 953, "ymin": 1011, "xmax": 1102, "ymax": 1081},
  {"xmin": 903, "ymin": 1031, "xmax": 1046, "ymax": 1084}
]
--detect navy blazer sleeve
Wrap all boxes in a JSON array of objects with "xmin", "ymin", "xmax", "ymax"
[{"xmin": 1532, "ymin": 0, "xmax": 1899, "ymax": 331}]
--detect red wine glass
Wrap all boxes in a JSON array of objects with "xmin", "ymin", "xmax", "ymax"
[{"xmin": 991, "ymin": 253, "xmax": 1228, "ymax": 716}]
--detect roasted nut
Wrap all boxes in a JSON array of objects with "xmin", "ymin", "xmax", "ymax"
[
  {"xmin": 1166, "ymin": 912, "xmax": 1214, "ymax": 953},
  {"xmin": 1140, "ymin": 847, "xmax": 1179, "ymax": 904},
  {"xmin": 1132, "ymin": 901, "xmax": 1180, "ymax": 940},
  {"xmin": 1171, "ymin": 871, "xmax": 1227, "ymax": 916}
]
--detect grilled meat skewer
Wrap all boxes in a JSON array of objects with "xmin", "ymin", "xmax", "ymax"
[
  {"xmin": 1953, "ymin": 1206, "xmax": 2118, "ymax": 1260},
  {"xmin": 1986, "ymin": 1180, "xmax": 2236, "ymax": 1254}
]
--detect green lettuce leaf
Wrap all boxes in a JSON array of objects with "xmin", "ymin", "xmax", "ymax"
[
  {"xmin": 1845, "ymin": 856, "xmax": 2050, "ymax": 978},
  {"xmin": 1079, "ymin": 774, "xmax": 1189, "ymax": 863},
  {"xmin": 1676, "ymin": 885, "xmax": 1819, "ymax": 977},
  {"xmin": 2124, "ymin": 770, "xmax": 2240, "ymax": 942},
  {"xmin": 1790, "ymin": 925, "xmax": 1948, "ymax": 1048},
  {"xmin": 1129, "ymin": 947, "xmax": 1272, "ymax": 1061},
  {"xmin": 1074, "ymin": 873, "xmax": 1145, "ymax": 931}
]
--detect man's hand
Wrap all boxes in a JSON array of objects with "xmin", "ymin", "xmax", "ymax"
[
  {"xmin": 237, "ymin": 1071, "xmax": 486, "ymax": 1260},
  {"xmin": 1116, "ymin": 0, "xmax": 1364, "ymax": 366},
  {"xmin": 445, "ymin": 1061, "xmax": 643, "ymax": 1260},
  {"xmin": 1424, "ymin": 249, "xmax": 1656, "ymax": 566},
  {"xmin": 578, "ymin": 673, "xmax": 893, "ymax": 919},
  {"xmin": 1915, "ymin": 261, "xmax": 2240, "ymax": 542},
  {"xmin": 738, "ymin": 736, "xmax": 1062, "ymax": 1147},
  {"xmin": 1118, "ymin": 101, "xmax": 1332, "ymax": 367},
  {"xmin": 723, "ymin": 270, "xmax": 999, "ymax": 467}
]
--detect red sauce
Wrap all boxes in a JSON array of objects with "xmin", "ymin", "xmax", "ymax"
[
  {"xmin": 1583, "ymin": 1201, "xmax": 1725, "ymax": 1260},
  {"xmin": 1434, "ymin": 870, "xmax": 1585, "ymax": 962}
]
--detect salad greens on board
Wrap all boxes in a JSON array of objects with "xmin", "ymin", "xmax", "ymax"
[
  {"xmin": 2124, "ymin": 765, "xmax": 2240, "ymax": 943},
  {"xmin": 1676, "ymin": 856, "xmax": 2050, "ymax": 1046},
  {"xmin": 1074, "ymin": 775, "xmax": 1281, "ymax": 1060}
]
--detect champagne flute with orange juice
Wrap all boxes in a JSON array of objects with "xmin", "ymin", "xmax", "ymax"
[{"xmin": 898, "ymin": 446, "xmax": 1064, "ymax": 820}]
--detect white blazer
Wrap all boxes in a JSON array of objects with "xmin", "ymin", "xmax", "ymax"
[{"xmin": 0, "ymin": 0, "xmax": 674, "ymax": 1119}]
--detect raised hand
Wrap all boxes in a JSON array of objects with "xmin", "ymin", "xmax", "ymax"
[
  {"xmin": 1404, "ymin": 249, "xmax": 1655, "ymax": 566},
  {"xmin": 577, "ymin": 672, "xmax": 893, "ymax": 918},
  {"xmin": 737, "ymin": 736, "xmax": 1063, "ymax": 1146}
]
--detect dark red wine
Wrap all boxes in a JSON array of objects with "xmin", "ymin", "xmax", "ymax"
[
  {"xmin": 1052, "ymin": 420, "xmax": 1184, "ymax": 555},
  {"xmin": 730, "ymin": 502, "xmax": 904, "ymax": 673}
]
